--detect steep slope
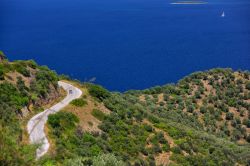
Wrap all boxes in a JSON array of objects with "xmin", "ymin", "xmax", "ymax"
[{"xmin": 0, "ymin": 52, "xmax": 61, "ymax": 165}]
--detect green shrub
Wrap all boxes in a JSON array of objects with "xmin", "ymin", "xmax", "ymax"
[
  {"xmin": 26, "ymin": 60, "xmax": 38, "ymax": 69},
  {"xmin": 0, "ymin": 66, "xmax": 4, "ymax": 80},
  {"xmin": 48, "ymin": 111, "xmax": 79, "ymax": 131},
  {"xmin": 0, "ymin": 51, "xmax": 7, "ymax": 61},
  {"xmin": 200, "ymin": 106, "xmax": 206, "ymax": 114},
  {"xmin": 92, "ymin": 154, "xmax": 126, "ymax": 166},
  {"xmin": 64, "ymin": 158, "xmax": 84, "ymax": 166},
  {"xmin": 88, "ymin": 84, "xmax": 110, "ymax": 101},
  {"xmin": 246, "ymin": 82, "xmax": 250, "ymax": 90},
  {"xmin": 148, "ymin": 115, "xmax": 160, "ymax": 124},
  {"xmin": 144, "ymin": 124, "xmax": 153, "ymax": 132},
  {"xmin": 246, "ymin": 135, "xmax": 250, "ymax": 143},
  {"xmin": 245, "ymin": 120, "xmax": 250, "ymax": 128},
  {"xmin": 70, "ymin": 98, "xmax": 87, "ymax": 107},
  {"xmin": 187, "ymin": 105, "xmax": 194, "ymax": 113},
  {"xmin": 162, "ymin": 143, "xmax": 170, "ymax": 152},
  {"xmin": 171, "ymin": 146, "xmax": 182, "ymax": 154},
  {"xmin": 91, "ymin": 109, "xmax": 105, "ymax": 121},
  {"xmin": 226, "ymin": 112, "xmax": 234, "ymax": 120}
]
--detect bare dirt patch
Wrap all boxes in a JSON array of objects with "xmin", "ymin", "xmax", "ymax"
[
  {"xmin": 155, "ymin": 152, "xmax": 171, "ymax": 166},
  {"xmin": 139, "ymin": 95, "xmax": 146, "ymax": 102},
  {"xmin": 158, "ymin": 93, "xmax": 165, "ymax": 103}
]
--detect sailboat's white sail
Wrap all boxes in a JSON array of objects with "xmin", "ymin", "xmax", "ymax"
[{"xmin": 221, "ymin": 11, "xmax": 225, "ymax": 17}]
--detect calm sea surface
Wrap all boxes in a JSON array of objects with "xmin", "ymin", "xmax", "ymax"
[{"xmin": 1, "ymin": 0, "xmax": 250, "ymax": 91}]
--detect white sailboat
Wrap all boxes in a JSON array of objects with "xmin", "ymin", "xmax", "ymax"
[{"xmin": 221, "ymin": 11, "xmax": 225, "ymax": 17}]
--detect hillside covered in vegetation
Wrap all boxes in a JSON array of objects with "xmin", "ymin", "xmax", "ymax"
[
  {"xmin": 0, "ymin": 52, "xmax": 250, "ymax": 166},
  {"xmin": 0, "ymin": 51, "xmax": 60, "ymax": 165}
]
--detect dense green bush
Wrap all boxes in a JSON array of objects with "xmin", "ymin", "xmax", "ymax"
[
  {"xmin": 70, "ymin": 98, "xmax": 87, "ymax": 107},
  {"xmin": 0, "ymin": 65, "xmax": 4, "ymax": 80},
  {"xmin": 92, "ymin": 154, "xmax": 125, "ymax": 166},
  {"xmin": 0, "ymin": 83, "xmax": 29, "ymax": 110},
  {"xmin": 91, "ymin": 109, "xmax": 105, "ymax": 121},
  {"xmin": 30, "ymin": 68, "xmax": 58, "ymax": 98},
  {"xmin": 48, "ymin": 111, "xmax": 79, "ymax": 131},
  {"xmin": 246, "ymin": 82, "xmax": 250, "ymax": 90},
  {"xmin": 226, "ymin": 112, "xmax": 234, "ymax": 120},
  {"xmin": 88, "ymin": 84, "xmax": 110, "ymax": 101},
  {"xmin": 0, "ymin": 51, "xmax": 6, "ymax": 59}
]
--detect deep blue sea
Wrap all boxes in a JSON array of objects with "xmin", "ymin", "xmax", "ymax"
[{"xmin": 1, "ymin": 0, "xmax": 249, "ymax": 91}]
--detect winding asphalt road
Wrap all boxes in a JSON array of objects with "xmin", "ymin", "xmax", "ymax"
[{"xmin": 27, "ymin": 81, "xmax": 82, "ymax": 159}]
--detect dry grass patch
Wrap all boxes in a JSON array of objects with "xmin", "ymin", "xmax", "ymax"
[
  {"xmin": 155, "ymin": 152, "xmax": 171, "ymax": 166},
  {"xmin": 139, "ymin": 95, "xmax": 146, "ymax": 102},
  {"xmin": 4, "ymin": 66, "xmax": 37, "ymax": 87},
  {"xmin": 158, "ymin": 93, "xmax": 165, "ymax": 103},
  {"xmin": 5, "ymin": 71, "xmax": 32, "ymax": 87}
]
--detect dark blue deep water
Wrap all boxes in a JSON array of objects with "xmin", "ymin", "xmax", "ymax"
[{"xmin": 1, "ymin": 0, "xmax": 250, "ymax": 91}]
